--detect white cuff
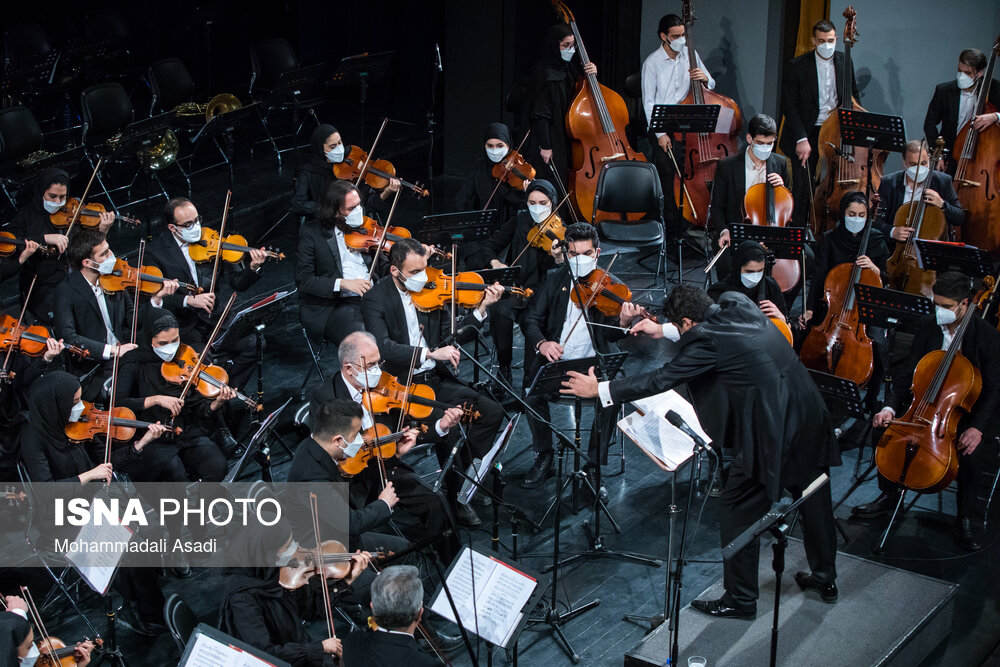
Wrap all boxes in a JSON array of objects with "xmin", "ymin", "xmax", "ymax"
[
  {"xmin": 597, "ymin": 381, "xmax": 614, "ymax": 408},
  {"xmin": 796, "ymin": 137, "xmax": 809, "ymax": 144},
  {"xmin": 379, "ymin": 498, "xmax": 393, "ymax": 514},
  {"xmin": 151, "ymin": 296, "xmax": 163, "ymax": 308},
  {"xmin": 182, "ymin": 295, "xmax": 190, "ymax": 308},
  {"xmin": 661, "ymin": 323, "xmax": 681, "ymax": 341},
  {"xmin": 883, "ymin": 406, "xmax": 896, "ymax": 417},
  {"xmin": 103, "ymin": 344, "xmax": 112, "ymax": 360},
  {"xmin": 8, "ymin": 608, "xmax": 27, "ymax": 619},
  {"xmin": 421, "ymin": 348, "xmax": 428, "ymax": 363},
  {"xmin": 334, "ymin": 278, "xmax": 342, "ymax": 292},
  {"xmin": 473, "ymin": 308, "xmax": 487, "ymax": 322},
  {"xmin": 435, "ymin": 419, "xmax": 449, "ymax": 437},
  {"xmin": 654, "ymin": 132, "xmax": 665, "ymax": 139}
]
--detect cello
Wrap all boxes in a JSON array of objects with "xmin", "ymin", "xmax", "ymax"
[
  {"xmin": 674, "ymin": 0, "xmax": 743, "ymax": 227},
  {"xmin": 953, "ymin": 34, "xmax": 1000, "ymax": 255},
  {"xmin": 799, "ymin": 194, "xmax": 882, "ymax": 387},
  {"xmin": 813, "ymin": 6, "xmax": 888, "ymax": 235},
  {"xmin": 875, "ymin": 281, "xmax": 993, "ymax": 493},
  {"xmin": 742, "ymin": 178, "xmax": 801, "ymax": 294},
  {"xmin": 551, "ymin": 0, "xmax": 647, "ymax": 221}
]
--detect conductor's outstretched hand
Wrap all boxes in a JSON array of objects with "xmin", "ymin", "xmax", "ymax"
[{"xmin": 561, "ymin": 366, "xmax": 599, "ymax": 399}]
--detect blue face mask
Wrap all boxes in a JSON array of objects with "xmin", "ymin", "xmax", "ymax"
[
  {"xmin": 751, "ymin": 143, "xmax": 773, "ymax": 161},
  {"xmin": 844, "ymin": 215, "xmax": 866, "ymax": 234}
]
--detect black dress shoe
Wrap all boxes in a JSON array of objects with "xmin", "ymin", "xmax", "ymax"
[
  {"xmin": 521, "ymin": 452, "xmax": 553, "ymax": 489},
  {"xmin": 117, "ymin": 605, "xmax": 166, "ymax": 637},
  {"xmin": 794, "ymin": 571, "xmax": 838, "ymax": 603},
  {"xmin": 454, "ymin": 503, "xmax": 481, "ymax": 527},
  {"xmin": 955, "ymin": 516, "xmax": 982, "ymax": 551},
  {"xmin": 171, "ymin": 552, "xmax": 191, "ymax": 579},
  {"xmin": 851, "ymin": 491, "xmax": 900, "ymax": 519},
  {"xmin": 690, "ymin": 597, "xmax": 755, "ymax": 619}
]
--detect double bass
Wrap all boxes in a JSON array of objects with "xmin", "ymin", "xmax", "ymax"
[
  {"xmin": 812, "ymin": 6, "xmax": 888, "ymax": 236},
  {"xmin": 675, "ymin": 0, "xmax": 743, "ymax": 227},
  {"xmin": 551, "ymin": 0, "xmax": 647, "ymax": 221},
  {"xmin": 954, "ymin": 34, "xmax": 1000, "ymax": 256}
]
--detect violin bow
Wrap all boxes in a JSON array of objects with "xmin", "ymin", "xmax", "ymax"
[
  {"xmin": 450, "ymin": 245, "xmax": 457, "ymax": 337},
  {"xmin": 176, "ymin": 292, "xmax": 237, "ymax": 407},
  {"xmin": 368, "ymin": 188, "xmax": 402, "ymax": 281},
  {"xmin": 562, "ymin": 251, "xmax": 620, "ymax": 345},
  {"xmin": 1, "ymin": 276, "xmax": 38, "ymax": 377},
  {"xmin": 510, "ymin": 191, "xmax": 574, "ymax": 267},
  {"xmin": 308, "ymin": 492, "xmax": 337, "ymax": 643},
  {"xmin": 665, "ymin": 144, "xmax": 698, "ymax": 219},
  {"xmin": 356, "ymin": 118, "xmax": 389, "ymax": 188},
  {"xmin": 482, "ymin": 130, "xmax": 531, "ymax": 211},
  {"xmin": 360, "ymin": 354, "xmax": 388, "ymax": 489},
  {"xmin": 209, "ymin": 190, "xmax": 232, "ymax": 296},
  {"xmin": 104, "ymin": 354, "xmax": 121, "ymax": 470},
  {"xmin": 21, "ymin": 586, "xmax": 58, "ymax": 665},
  {"xmin": 396, "ymin": 326, "xmax": 424, "ymax": 434},
  {"xmin": 130, "ymin": 239, "xmax": 147, "ymax": 345},
  {"xmin": 63, "ymin": 158, "xmax": 103, "ymax": 239},
  {"xmin": 546, "ymin": 162, "xmax": 582, "ymax": 224}
]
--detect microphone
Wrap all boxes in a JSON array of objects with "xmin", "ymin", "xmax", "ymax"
[
  {"xmin": 435, "ymin": 43, "xmax": 443, "ymax": 72},
  {"xmin": 825, "ymin": 141, "xmax": 855, "ymax": 163},
  {"xmin": 435, "ymin": 324, "xmax": 478, "ymax": 350},
  {"xmin": 665, "ymin": 410, "xmax": 714, "ymax": 455}
]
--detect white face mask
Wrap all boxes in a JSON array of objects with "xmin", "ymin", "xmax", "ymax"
[
  {"xmin": 91, "ymin": 252, "xmax": 117, "ymax": 276},
  {"xmin": 528, "ymin": 203, "xmax": 552, "ymax": 223},
  {"xmin": 740, "ymin": 271, "xmax": 763, "ymax": 288},
  {"xmin": 569, "ymin": 254, "xmax": 597, "ymax": 279},
  {"xmin": 340, "ymin": 432, "xmax": 365, "ymax": 459},
  {"xmin": 816, "ymin": 41, "xmax": 836, "ymax": 59},
  {"xmin": 345, "ymin": 205, "xmax": 365, "ymax": 228},
  {"xmin": 751, "ymin": 143, "xmax": 773, "ymax": 161},
  {"xmin": 176, "ymin": 222, "xmax": 202, "ymax": 244},
  {"xmin": 935, "ymin": 304, "xmax": 958, "ymax": 326},
  {"xmin": 42, "ymin": 199, "xmax": 63, "ymax": 214},
  {"xmin": 560, "ymin": 46, "xmax": 575, "ymax": 62},
  {"xmin": 354, "ymin": 363, "xmax": 382, "ymax": 389},
  {"xmin": 906, "ymin": 164, "xmax": 930, "ymax": 183},
  {"xmin": 486, "ymin": 146, "xmax": 507, "ymax": 163},
  {"xmin": 956, "ymin": 72, "xmax": 975, "ymax": 90},
  {"xmin": 402, "ymin": 270, "xmax": 429, "ymax": 292},
  {"xmin": 275, "ymin": 538, "xmax": 299, "ymax": 567},
  {"xmin": 19, "ymin": 642, "xmax": 39, "ymax": 667},
  {"xmin": 668, "ymin": 36, "xmax": 686, "ymax": 52},
  {"xmin": 325, "ymin": 145, "xmax": 345, "ymax": 163},
  {"xmin": 844, "ymin": 215, "xmax": 867, "ymax": 234},
  {"xmin": 69, "ymin": 401, "xmax": 86, "ymax": 423},
  {"xmin": 153, "ymin": 341, "xmax": 180, "ymax": 362}
]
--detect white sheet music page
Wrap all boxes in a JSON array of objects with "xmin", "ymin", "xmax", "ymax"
[
  {"xmin": 620, "ymin": 390, "xmax": 711, "ymax": 470},
  {"xmin": 184, "ymin": 632, "xmax": 278, "ymax": 667},
  {"xmin": 65, "ymin": 521, "xmax": 134, "ymax": 595},
  {"xmin": 630, "ymin": 389, "xmax": 711, "ymax": 443}
]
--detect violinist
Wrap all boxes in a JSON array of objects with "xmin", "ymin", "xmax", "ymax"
[
  {"xmin": 520, "ymin": 222, "xmax": 629, "ymax": 489},
  {"xmin": 2, "ymin": 595, "xmax": 94, "ymax": 666},
  {"xmin": 296, "ymin": 180, "xmax": 378, "ymax": 347},
  {"xmin": 924, "ymin": 48, "xmax": 1000, "ymax": 175},
  {"xmin": 18, "ymin": 371, "xmax": 169, "ymax": 636},
  {"xmin": 708, "ymin": 241, "xmax": 788, "ymax": 321},
  {"xmin": 147, "ymin": 197, "xmax": 266, "ymax": 389},
  {"xmin": 455, "ymin": 122, "xmax": 529, "ymax": 225},
  {"xmin": 641, "ymin": 13, "xmax": 716, "ymax": 233},
  {"xmin": 527, "ymin": 24, "xmax": 597, "ymax": 184},
  {"xmin": 779, "ymin": 19, "xmax": 860, "ymax": 227},
  {"xmin": 874, "ymin": 140, "xmax": 964, "ymax": 244},
  {"xmin": 469, "ymin": 179, "xmax": 562, "ymax": 388},
  {"xmin": 853, "ymin": 272, "xmax": 1000, "ymax": 551},
  {"xmin": 290, "ymin": 123, "xmax": 399, "ymax": 218}
]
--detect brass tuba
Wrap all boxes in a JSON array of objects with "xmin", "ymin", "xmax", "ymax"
[
  {"xmin": 173, "ymin": 93, "xmax": 242, "ymax": 123},
  {"xmin": 138, "ymin": 129, "xmax": 179, "ymax": 170}
]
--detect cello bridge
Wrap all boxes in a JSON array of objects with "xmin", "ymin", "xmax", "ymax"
[
  {"xmin": 836, "ymin": 179, "xmax": 860, "ymax": 187},
  {"xmin": 600, "ymin": 153, "xmax": 626, "ymax": 162},
  {"xmin": 955, "ymin": 178, "xmax": 981, "ymax": 188}
]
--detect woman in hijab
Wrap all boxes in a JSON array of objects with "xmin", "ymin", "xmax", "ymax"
[
  {"xmin": 802, "ymin": 190, "xmax": 889, "ymax": 328},
  {"xmin": 456, "ymin": 122, "xmax": 529, "ymax": 225},
  {"xmin": 708, "ymin": 241, "xmax": 788, "ymax": 320},
  {"xmin": 291, "ymin": 124, "xmax": 399, "ymax": 218},
  {"xmin": 526, "ymin": 25, "xmax": 597, "ymax": 186},
  {"xmin": 0, "ymin": 595, "xmax": 94, "ymax": 666}
]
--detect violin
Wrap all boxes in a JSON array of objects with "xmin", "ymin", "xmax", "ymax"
[
  {"xmin": 279, "ymin": 539, "xmax": 385, "ymax": 590},
  {"xmin": 875, "ymin": 281, "xmax": 993, "ymax": 493},
  {"xmin": 362, "ymin": 372, "xmax": 480, "ymax": 422},
  {"xmin": 525, "ymin": 211, "xmax": 566, "ymax": 255},
  {"xmin": 491, "ymin": 149, "xmax": 536, "ymax": 191},
  {"xmin": 338, "ymin": 423, "xmax": 428, "ymax": 477},
  {"xmin": 0, "ymin": 232, "xmax": 57, "ymax": 258},
  {"xmin": 98, "ymin": 258, "xmax": 203, "ymax": 295},
  {"xmin": 35, "ymin": 636, "xmax": 103, "ymax": 667},
  {"xmin": 332, "ymin": 145, "xmax": 429, "ymax": 198},
  {"xmin": 0, "ymin": 315, "xmax": 90, "ymax": 360},
  {"xmin": 569, "ymin": 269, "xmax": 657, "ymax": 321},
  {"xmin": 64, "ymin": 401, "xmax": 182, "ymax": 443},
  {"xmin": 410, "ymin": 266, "xmax": 532, "ymax": 312},
  {"xmin": 343, "ymin": 217, "xmax": 451, "ymax": 260},
  {"xmin": 187, "ymin": 227, "xmax": 284, "ymax": 264},
  {"xmin": 160, "ymin": 343, "xmax": 261, "ymax": 410},
  {"xmin": 48, "ymin": 198, "xmax": 140, "ymax": 228}
]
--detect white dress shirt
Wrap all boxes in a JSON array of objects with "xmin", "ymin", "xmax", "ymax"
[
  {"xmin": 174, "ymin": 234, "xmax": 201, "ymax": 310},
  {"xmin": 559, "ymin": 282, "xmax": 596, "ymax": 360},
  {"xmin": 815, "ymin": 51, "xmax": 838, "ymax": 125},
  {"xmin": 333, "ymin": 228, "xmax": 370, "ymax": 295},
  {"xmin": 903, "ymin": 179, "xmax": 926, "ymax": 204},
  {"xmin": 745, "ymin": 149, "xmax": 767, "ymax": 192},
  {"xmin": 641, "ymin": 45, "xmax": 715, "ymax": 138},
  {"xmin": 396, "ymin": 286, "xmax": 439, "ymax": 374},
  {"xmin": 86, "ymin": 278, "xmax": 118, "ymax": 359}
]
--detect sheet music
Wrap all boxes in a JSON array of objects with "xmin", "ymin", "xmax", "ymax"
[
  {"xmin": 630, "ymin": 390, "xmax": 711, "ymax": 443},
  {"xmin": 184, "ymin": 633, "xmax": 278, "ymax": 667},
  {"xmin": 64, "ymin": 521, "xmax": 133, "ymax": 595},
  {"xmin": 619, "ymin": 390, "xmax": 711, "ymax": 471},
  {"xmin": 714, "ymin": 105, "xmax": 735, "ymax": 134},
  {"xmin": 429, "ymin": 547, "xmax": 536, "ymax": 647}
]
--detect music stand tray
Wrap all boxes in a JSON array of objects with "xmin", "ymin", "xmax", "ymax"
[
  {"xmin": 191, "ymin": 102, "xmax": 262, "ymax": 143},
  {"xmin": 475, "ymin": 266, "xmax": 523, "ymax": 286},
  {"xmin": 730, "ymin": 223, "xmax": 807, "ymax": 259},
  {"xmin": 838, "ymin": 109, "xmax": 906, "ymax": 152},
  {"xmin": 417, "ymin": 209, "xmax": 499, "ymax": 246},
  {"xmin": 20, "ymin": 146, "xmax": 86, "ymax": 180},
  {"xmin": 648, "ymin": 104, "xmax": 721, "ymax": 134},
  {"xmin": 180, "ymin": 624, "xmax": 291, "ymax": 667},
  {"xmin": 526, "ymin": 352, "xmax": 628, "ymax": 397},
  {"xmin": 808, "ymin": 370, "xmax": 866, "ymax": 419},
  {"xmin": 855, "ymin": 284, "xmax": 933, "ymax": 331},
  {"xmin": 212, "ymin": 289, "xmax": 294, "ymax": 351},
  {"xmin": 224, "ymin": 397, "xmax": 293, "ymax": 483},
  {"xmin": 260, "ymin": 63, "xmax": 326, "ymax": 99},
  {"xmin": 914, "ymin": 239, "xmax": 992, "ymax": 277},
  {"xmin": 330, "ymin": 51, "xmax": 396, "ymax": 87}
]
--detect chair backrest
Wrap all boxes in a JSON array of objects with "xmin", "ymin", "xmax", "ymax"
[
  {"xmin": 592, "ymin": 161, "xmax": 663, "ymax": 222},
  {"xmin": 149, "ymin": 58, "xmax": 196, "ymax": 112},
  {"xmin": 164, "ymin": 593, "xmax": 199, "ymax": 653},
  {"xmin": 80, "ymin": 83, "xmax": 133, "ymax": 141},
  {"xmin": 623, "ymin": 72, "xmax": 641, "ymax": 99},
  {"xmin": 4, "ymin": 25, "xmax": 53, "ymax": 62},
  {"xmin": 250, "ymin": 39, "xmax": 299, "ymax": 92},
  {"xmin": 0, "ymin": 106, "xmax": 43, "ymax": 162}
]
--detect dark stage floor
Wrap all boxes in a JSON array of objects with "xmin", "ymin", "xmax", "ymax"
[{"xmin": 1, "ymin": 141, "xmax": 998, "ymax": 667}]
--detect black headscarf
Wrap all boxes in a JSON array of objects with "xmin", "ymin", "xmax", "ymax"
[
  {"xmin": 726, "ymin": 241, "xmax": 766, "ymax": 286},
  {"xmin": 129, "ymin": 307, "xmax": 179, "ymax": 365},
  {"xmin": 31, "ymin": 168, "xmax": 70, "ymax": 212},
  {"xmin": 539, "ymin": 24, "xmax": 576, "ymax": 70},
  {"xmin": 0, "ymin": 611, "xmax": 32, "ymax": 666},
  {"xmin": 483, "ymin": 122, "xmax": 512, "ymax": 147},
  {"xmin": 306, "ymin": 124, "xmax": 338, "ymax": 171},
  {"xmin": 525, "ymin": 179, "xmax": 557, "ymax": 204},
  {"xmin": 27, "ymin": 370, "xmax": 80, "ymax": 446}
]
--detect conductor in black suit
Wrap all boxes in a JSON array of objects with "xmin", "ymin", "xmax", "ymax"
[
  {"xmin": 923, "ymin": 48, "xmax": 1000, "ymax": 175},
  {"xmin": 779, "ymin": 19, "xmax": 859, "ymax": 227},
  {"xmin": 562, "ymin": 285, "xmax": 841, "ymax": 617},
  {"xmin": 146, "ymin": 197, "xmax": 266, "ymax": 389}
]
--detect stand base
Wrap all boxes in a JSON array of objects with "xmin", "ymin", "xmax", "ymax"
[
  {"xmin": 528, "ymin": 598, "xmax": 601, "ymax": 664},
  {"xmin": 547, "ymin": 519, "xmax": 661, "ymax": 571}
]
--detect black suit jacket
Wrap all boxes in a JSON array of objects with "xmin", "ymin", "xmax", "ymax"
[
  {"xmin": 53, "ymin": 271, "xmax": 137, "ymax": 360},
  {"xmin": 779, "ymin": 50, "xmax": 859, "ymax": 156},
  {"xmin": 144, "ymin": 229, "xmax": 261, "ymax": 332},
  {"xmin": 607, "ymin": 293, "xmax": 839, "ymax": 500},
  {"xmin": 874, "ymin": 170, "xmax": 965, "ymax": 242},
  {"xmin": 342, "ymin": 630, "xmax": 438, "ymax": 667},
  {"xmin": 923, "ymin": 78, "xmax": 1000, "ymax": 157},
  {"xmin": 707, "ymin": 149, "xmax": 792, "ymax": 238},
  {"xmin": 888, "ymin": 314, "xmax": 1000, "ymax": 439}
]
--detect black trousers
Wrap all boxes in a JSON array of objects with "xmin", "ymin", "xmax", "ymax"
[
  {"xmin": 648, "ymin": 133, "xmax": 685, "ymax": 234},
  {"xmin": 719, "ymin": 461, "xmax": 837, "ymax": 610},
  {"xmin": 311, "ymin": 298, "xmax": 366, "ymax": 348},
  {"xmin": 789, "ymin": 126, "xmax": 821, "ymax": 228},
  {"xmin": 185, "ymin": 321, "xmax": 260, "ymax": 391},
  {"xmin": 387, "ymin": 465, "xmax": 460, "ymax": 563},
  {"xmin": 489, "ymin": 300, "xmax": 534, "ymax": 377}
]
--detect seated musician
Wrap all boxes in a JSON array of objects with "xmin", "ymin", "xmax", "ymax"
[
  {"xmin": 874, "ymin": 140, "xmax": 964, "ymax": 244},
  {"xmin": 291, "ymin": 123, "xmax": 400, "ymax": 218},
  {"xmin": 19, "ymin": 371, "xmax": 169, "ymax": 636},
  {"xmin": 2, "ymin": 594, "xmax": 94, "ymax": 666},
  {"xmin": 54, "ymin": 229, "xmax": 177, "ymax": 388},
  {"xmin": 924, "ymin": 48, "xmax": 1000, "ymax": 175},
  {"xmin": 0, "ymin": 237, "xmax": 40, "ymax": 283},
  {"xmin": 9, "ymin": 168, "xmax": 113, "ymax": 323},
  {"xmin": 455, "ymin": 122, "xmax": 529, "ymax": 224},
  {"xmin": 146, "ymin": 197, "xmax": 267, "ymax": 390},
  {"xmin": 361, "ymin": 238, "xmax": 505, "ymax": 526},
  {"xmin": 468, "ymin": 179, "xmax": 562, "ymax": 388},
  {"xmin": 342, "ymin": 565, "xmax": 440, "ymax": 666},
  {"xmin": 520, "ymin": 222, "xmax": 632, "ymax": 489},
  {"xmin": 708, "ymin": 240, "xmax": 788, "ymax": 321},
  {"xmin": 296, "ymin": 180, "xmax": 379, "ymax": 347},
  {"xmin": 853, "ymin": 271, "xmax": 1000, "ymax": 551}
]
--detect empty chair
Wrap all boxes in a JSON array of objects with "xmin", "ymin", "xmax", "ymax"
[
  {"xmin": 148, "ymin": 57, "xmax": 197, "ymax": 114},
  {"xmin": 80, "ymin": 82, "xmax": 133, "ymax": 145},
  {"xmin": 163, "ymin": 594, "xmax": 200, "ymax": 653},
  {"xmin": 249, "ymin": 38, "xmax": 299, "ymax": 96}
]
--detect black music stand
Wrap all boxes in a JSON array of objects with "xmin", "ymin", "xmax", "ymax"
[
  {"xmin": 224, "ymin": 397, "xmax": 293, "ymax": 483},
  {"xmin": 0, "ymin": 50, "xmax": 61, "ymax": 95},
  {"xmin": 330, "ymin": 51, "xmax": 396, "ymax": 145},
  {"xmin": 731, "ymin": 224, "xmax": 808, "ymax": 316},
  {"xmin": 256, "ymin": 64, "xmax": 327, "ymax": 162},
  {"xmin": 417, "ymin": 209, "xmax": 498, "ymax": 247},
  {"xmin": 189, "ymin": 102, "xmax": 263, "ymax": 188},
  {"xmin": 856, "ymin": 283, "xmax": 933, "ymax": 390},
  {"xmin": 914, "ymin": 239, "xmax": 992, "ymax": 277},
  {"xmin": 838, "ymin": 109, "xmax": 906, "ymax": 201},
  {"xmin": 476, "ymin": 266, "xmax": 524, "ymax": 286}
]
